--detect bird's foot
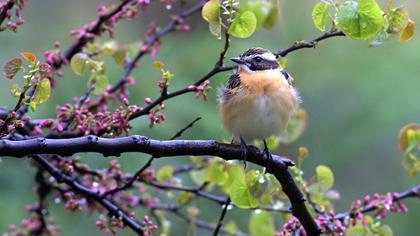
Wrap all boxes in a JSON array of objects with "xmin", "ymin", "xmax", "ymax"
[
  {"xmin": 239, "ymin": 137, "xmax": 252, "ymax": 169},
  {"xmin": 263, "ymin": 139, "xmax": 273, "ymax": 174}
]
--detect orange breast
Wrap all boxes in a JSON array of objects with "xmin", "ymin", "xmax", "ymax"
[{"xmin": 238, "ymin": 70, "xmax": 290, "ymax": 95}]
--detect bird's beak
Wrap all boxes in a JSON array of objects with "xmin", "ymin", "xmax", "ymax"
[{"xmin": 230, "ymin": 57, "xmax": 245, "ymax": 64}]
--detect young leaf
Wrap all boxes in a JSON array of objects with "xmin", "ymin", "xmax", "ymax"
[
  {"xmin": 312, "ymin": 2, "xmax": 330, "ymax": 32},
  {"xmin": 153, "ymin": 61, "xmax": 165, "ymax": 70},
  {"xmin": 209, "ymin": 21, "xmax": 222, "ymax": 39},
  {"xmin": 346, "ymin": 222, "xmax": 369, "ymax": 236},
  {"xmin": 228, "ymin": 11, "xmax": 257, "ymax": 38},
  {"xmin": 10, "ymin": 83, "xmax": 22, "ymax": 97},
  {"xmin": 70, "ymin": 53, "xmax": 89, "ymax": 76},
  {"xmin": 3, "ymin": 58, "xmax": 23, "ymax": 80},
  {"xmin": 157, "ymin": 165, "xmax": 174, "ymax": 182},
  {"xmin": 229, "ymin": 167, "xmax": 259, "ymax": 208},
  {"xmin": 316, "ymin": 165, "xmax": 334, "ymax": 190},
  {"xmin": 337, "ymin": 0, "xmax": 385, "ymax": 40},
  {"xmin": 377, "ymin": 225, "xmax": 394, "ymax": 236},
  {"xmin": 32, "ymin": 78, "xmax": 51, "ymax": 105},
  {"xmin": 92, "ymin": 74, "xmax": 109, "ymax": 96},
  {"xmin": 113, "ymin": 48, "xmax": 127, "ymax": 65},
  {"xmin": 202, "ymin": 0, "xmax": 220, "ymax": 23},
  {"xmin": 249, "ymin": 211, "xmax": 275, "ymax": 236},
  {"xmin": 386, "ymin": 6, "xmax": 409, "ymax": 33},
  {"xmin": 205, "ymin": 160, "xmax": 229, "ymax": 186},
  {"xmin": 398, "ymin": 123, "xmax": 420, "ymax": 151},
  {"xmin": 400, "ymin": 19, "xmax": 415, "ymax": 41},
  {"xmin": 20, "ymin": 51, "xmax": 37, "ymax": 63}
]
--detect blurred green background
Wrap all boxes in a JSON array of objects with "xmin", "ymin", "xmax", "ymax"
[{"xmin": 0, "ymin": 0, "xmax": 419, "ymax": 235}]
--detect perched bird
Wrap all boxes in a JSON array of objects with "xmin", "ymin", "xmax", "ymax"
[{"xmin": 218, "ymin": 47, "xmax": 300, "ymax": 166}]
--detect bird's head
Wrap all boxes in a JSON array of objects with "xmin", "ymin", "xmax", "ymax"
[{"xmin": 231, "ymin": 47, "xmax": 279, "ymax": 72}]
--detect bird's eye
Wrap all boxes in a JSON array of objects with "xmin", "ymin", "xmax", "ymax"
[{"xmin": 254, "ymin": 56, "xmax": 262, "ymax": 62}]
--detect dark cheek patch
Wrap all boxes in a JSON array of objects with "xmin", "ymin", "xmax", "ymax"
[{"xmin": 249, "ymin": 61, "xmax": 279, "ymax": 71}]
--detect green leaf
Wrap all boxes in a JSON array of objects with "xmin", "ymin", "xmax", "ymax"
[
  {"xmin": 278, "ymin": 57, "xmax": 288, "ymax": 68},
  {"xmin": 10, "ymin": 83, "xmax": 22, "ymax": 97},
  {"xmin": 245, "ymin": 170, "xmax": 264, "ymax": 198},
  {"xmin": 224, "ymin": 221, "xmax": 238, "ymax": 235},
  {"xmin": 312, "ymin": 2, "xmax": 330, "ymax": 32},
  {"xmin": 92, "ymin": 74, "xmax": 109, "ymax": 96},
  {"xmin": 156, "ymin": 165, "xmax": 174, "ymax": 182},
  {"xmin": 239, "ymin": 0, "xmax": 279, "ymax": 29},
  {"xmin": 202, "ymin": 0, "xmax": 220, "ymax": 23},
  {"xmin": 205, "ymin": 160, "xmax": 229, "ymax": 186},
  {"xmin": 113, "ymin": 48, "xmax": 126, "ymax": 65},
  {"xmin": 377, "ymin": 225, "xmax": 393, "ymax": 236},
  {"xmin": 229, "ymin": 168, "xmax": 259, "ymax": 208},
  {"xmin": 386, "ymin": 6, "xmax": 409, "ymax": 33},
  {"xmin": 70, "ymin": 53, "xmax": 89, "ymax": 76},
  {"xmin": 337, "ymin": 0, "xmax": 385, "ymax": 40},
  {"xmin": 3, "ymin": 58, "xmax": 23, "ymax": 80},
  {"xmin": 209, "ymin": 21, "xmax": 222, "ymax": 39},
  {"xmin": 316, "ymin": 165, "xmax": 334, "ymax": 190},
  {"xmin": 28, "ymin": 101, "xmax": 37, "ymax": 112},
  {"xmin": 228, "ymin": 11, "xmax": 257, "ymax": 38},
  {"xmin": 178, "ymin": 191, "xmax": 192, "ymax": 205},
  {"xmin": 346, "ymin": 222, "xmax": 369, "ymax": 236},
  {"xmin": 32, "ymin": 78, "xmax": 51, "ymax": 105},
  {"xmin": 249, "ymin": 211, "xmax": 275, "ymax": 236}
]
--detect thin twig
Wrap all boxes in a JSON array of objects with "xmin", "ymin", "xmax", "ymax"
[
  {"xmin": 213, "ymin": 197, "xmax": 231, "ymax": 236},
  {"xmin": 335, "ymin": 185, "xmax": 420, "ymax": 220},
  {"xmin": 274, "ymin": 31, "xmax": 345, "ymax": 57}
]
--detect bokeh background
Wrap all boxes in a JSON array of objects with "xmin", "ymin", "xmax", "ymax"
[{"xmin": 0, "ymin": 0, "xmax": 419, "ymax": 235}]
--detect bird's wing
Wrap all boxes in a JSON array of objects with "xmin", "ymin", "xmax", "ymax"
[
  {"xmin": 226, "ymin": 73, "xmax": 241, "ymax": 89},
  {"xmin": 218, "ymin": 73, "xmax": 241, "ymax": 102}
]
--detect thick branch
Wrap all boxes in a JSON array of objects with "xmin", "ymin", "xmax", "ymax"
[
  {"xmin": 0, "ymin": 136, "xmax": 292, "ymax": 166},
  {"xmin": 0, "ymin": 135, "xmax": 322, "ymax": 234}
]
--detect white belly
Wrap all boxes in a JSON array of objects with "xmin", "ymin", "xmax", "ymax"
[{"xmin": 223, "ymin": 93, "xmax": 294, "ymax": 141}]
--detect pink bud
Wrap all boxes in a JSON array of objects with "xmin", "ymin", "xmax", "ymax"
[{"xmin": 144, "ymin": 97, "xmax": 153, "ymax": 104}]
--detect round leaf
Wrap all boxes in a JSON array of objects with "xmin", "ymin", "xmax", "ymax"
[
  {"xmin": 32, "ymin": 78, "xmax": 51, "ymax": 105},
  {"xmin": 70, "ymin": 53, "xmax": 89, "ymax": 76},
  {"xmin": 398, "ymin": 123, "xmax": 420, "ymax": 151},
  {"xmin": 92, "ymin": 74, "xmax": 109, "ymax": 96},
  {"xmin": 228, "ymin": 11, "xmax": 257, "ymax": 38},
  {"xmin": 156, "ymin": 165, "xmax": 174, "ymax": 182},
  {"xmin": 229, "ymin": 167, "xmax": 259, "ymax": 208},
  {"xmin": 312, "ymin": 2, "xmax": 330, "ymax": 32},
  {"xmin": 278, "ymin": 108, "xmax": 308, "ymax": 144},
  {"xmin": 3, "ymin": 58, "xmax": 23, "ymax": 80},
  {"xmin": 316, "ymin": 165, "xmax": 334, "ymax": 190},
  {"xmin": 337, "ymin": 0, "xmax": 385, "ymax": 40},
  {"xmin": 202, "ymin": 0, "xmax": 220, "ymax": 23},
  {"xmin": 386, "ymin": 6, "xmax": 409, "ymax": 33}
]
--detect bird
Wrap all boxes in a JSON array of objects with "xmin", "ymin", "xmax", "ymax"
[{"xmin": 218, "ymin": 47, "xmax": 300, "ymax": 168}]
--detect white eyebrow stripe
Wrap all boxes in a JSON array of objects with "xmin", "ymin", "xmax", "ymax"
[{"xmin": 259, "ymin": 52, "xmax": 276, "ymax": 61}]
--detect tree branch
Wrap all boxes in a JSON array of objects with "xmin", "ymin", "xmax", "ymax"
[
  {"xmin": 335, "ymin": 184, "xmax": 420, "ymax": 220},
  {"xmin": 30, "ymin": 155, "xmax": 144, "ymax": 235},
  {"xmin": 0, "ymin": 1, "xmax": 14, "ymax": 29},
  {"xmin": 213, "ymin": 197, "xmax": 231, "ymax": 236},
  {"xmin": 273, "ymin": 31, "xmax": 345, "ymax": 58},
  {"xmin": 52, "ymin": 0, "xmax": 137, "ymax": 70}
]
